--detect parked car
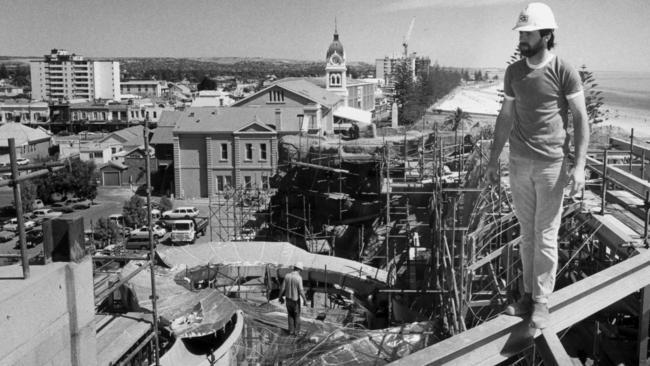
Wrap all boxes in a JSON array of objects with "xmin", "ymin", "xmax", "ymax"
[
  {"xmin": 162, "ymin": 206, "xmax": 200, "ymax": 219},
  {"xmin": 66, "ymin": 197, "xmax": 92, "ymax": 209},
  {"xmin": 15, "ymin": 230, "xmax": 44, "ymax": 249},
  {"xmin": 32, "ymin": 208, "xmax": 63, "ymax": 220},
  {"xmin": 2, "ymin": 217, "xmax": 36, "ymax": 232},
  {"xmin": 51, "ymin": 202, "xmax": 74, "ymax": 213},
  {"xmin": 129, "ymin": 224, "xmax": 167, "ymax": 239},
  {"xmin": 0, "ymin": 230, "xmax": 15, "ymax": 242},
  {"xmin": 16, "ymin": 158, "xmax": 30, "ymax": 166},
  {"xmin": 32, "ymin": 199, "xmax": 45, "ymax": 210}
]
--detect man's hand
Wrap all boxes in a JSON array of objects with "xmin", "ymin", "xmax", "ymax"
[
  {"xmin": 568, "ymin": 167, "xmax": 586, "ymax": 197},
  {"xmin": 484, "ymin": 162, "xmax": 500, "ymax": 186}
]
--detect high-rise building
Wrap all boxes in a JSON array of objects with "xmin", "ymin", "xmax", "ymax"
[{"xmin": 30, "ymin": 49, "xmax": 120, "ymax": 102}]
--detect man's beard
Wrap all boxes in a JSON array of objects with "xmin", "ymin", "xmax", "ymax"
[{"xmin": 519, "ymin": 39, "xmax": 545, "ymax": 58}]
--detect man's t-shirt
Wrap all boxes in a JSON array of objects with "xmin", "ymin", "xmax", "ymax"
[
  {"xmin": 281, "ymin": 271, "xmax": 304, "ymax": 301},
  {"xmin": 503, "ymin": 55, "xmax": 583, "ymax": 161}
]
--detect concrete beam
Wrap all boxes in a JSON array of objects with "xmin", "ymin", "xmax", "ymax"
[
  {"xmin": 534, "ymin": 328, "xmax": 581, "ymax": 366},
  {"xmin": 389, "ymin": 245, "xmax": 650, "ymax": 366}
]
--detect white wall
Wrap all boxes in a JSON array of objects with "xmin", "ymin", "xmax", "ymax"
[
  {"xmin": 93, "ymin": 61, "xmax": 120, "ymax": 100},
  {"xmin": 29, "ymin": 62, "xmax": 44, "ymax": 101}
]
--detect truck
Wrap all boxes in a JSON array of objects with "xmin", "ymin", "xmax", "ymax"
[{"xmin": 167, "ymin": 217, "xmax": 208, "ymax": 245}]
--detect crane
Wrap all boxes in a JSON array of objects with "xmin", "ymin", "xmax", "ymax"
[{"xmin": 403, "ymin": 17, "xmax": 416, "ymax": 58}]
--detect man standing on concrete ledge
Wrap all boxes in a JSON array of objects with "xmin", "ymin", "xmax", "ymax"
[
  {"xmin": 279, "ymin": 262, "xmax": 308, "ymax": 336},
  {"xmin": 485, "ymin": 2, "xmax": 589, "ymax": 329}
]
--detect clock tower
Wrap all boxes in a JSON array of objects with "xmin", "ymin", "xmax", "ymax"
[{"xmin": 325, "ymin": 23, "xmax": 348, "ymax": 104}]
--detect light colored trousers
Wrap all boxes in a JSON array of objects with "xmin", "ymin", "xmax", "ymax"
[{"xmin": 509, "ymin": 155, "xmax": 568, "ymax": 303}]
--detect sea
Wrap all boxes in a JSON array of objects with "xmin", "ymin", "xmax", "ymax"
[{"xmin": 593, "ymin": 70, "xmax": 650, "ymax": 113}]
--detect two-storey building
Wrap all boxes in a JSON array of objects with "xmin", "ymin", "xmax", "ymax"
[{"xmin": 172, "ymin": 107, "xmax": 280, "ymax": 199}]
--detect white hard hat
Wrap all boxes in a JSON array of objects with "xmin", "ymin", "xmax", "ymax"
[
  {"xmin": 294, "ymin": 262, "xmax": 304, "ymax": 270},
  {"xmin": 513, "ymin": 2, "xmax": 558, "ymax": 31}
]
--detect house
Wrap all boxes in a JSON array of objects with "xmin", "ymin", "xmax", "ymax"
[
  {"xmin": 191, "ymin": 89, "xmax": 236, "ymax": 107},
  {"xmin": 98, "ymin": 125, "xmax": 147, "ymax": 155},
  {"xmin": 0, "ymin": 122, "xmax": 52, "ymax": 160},
  {"xmin": 172, "ymin": 107, "xmax": 278, "ymax": 199},
  {"xmin": 120, "ymin": 80, "xmax": 168, "ymax": 98},
  {"xmin": 116, "ymin": 147, "xmax": 157, "ymax": 187},
  {"xmin": 78, "ymin": 143, "xmax": 112, "ymax": 164},
  {"xmin": 0, "ymin": 84, "xmax": 24, "ymax": 97}
]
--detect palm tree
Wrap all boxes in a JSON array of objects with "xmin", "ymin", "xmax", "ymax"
[{"xmin": 444, "ymin": 107, "xmax": 472, "ymax": 145}]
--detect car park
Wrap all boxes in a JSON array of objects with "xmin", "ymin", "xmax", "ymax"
[
  {"xmin": 162, "ymin": 206, "xmax": 199, "ymax": 219},
  {"xmin": 2, "ymin": 217, "xmax": 36, "ymax": 232}
]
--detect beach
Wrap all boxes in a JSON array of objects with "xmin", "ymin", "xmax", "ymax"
[{"xmin": 433, "ymin": 80, "xmax": 650, "ymax": 138}]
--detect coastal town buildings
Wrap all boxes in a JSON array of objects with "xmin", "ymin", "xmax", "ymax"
[
  {"xmin": 29, "ymin": 49, "xmax": 120, "ymax": 102},
  {"xmin": 0, "ymin": 100, "xmax": 50, "ymax": 125}
]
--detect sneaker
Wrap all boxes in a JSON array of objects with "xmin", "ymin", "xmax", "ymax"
[
  {"xmin": 530, "ymin": 302, "xmax": 549, "ymax": 329},
  {"xmin": 504, "ymin": 293, "xmax": 532, "ymax": 316}
]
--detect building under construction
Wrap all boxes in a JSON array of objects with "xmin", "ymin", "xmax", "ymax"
[{"xmin": 3, "ymin": 127, "xmax": 650, "ymax": 365}]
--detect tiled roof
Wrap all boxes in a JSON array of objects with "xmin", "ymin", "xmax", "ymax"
[
  {"xmin": 0, "ymin": 122, "xmax": 51, "ymax": 147},
  {"xmin": 173, "ymin": 107, "xmax": 303, "ymax": 134},
  {"xmin": 99, "ymin": 126, "xmax": 144, "ymax": 146},
  {"xmin": 151, "ymin": 110, "xmax": 183, "ymax": 144}
]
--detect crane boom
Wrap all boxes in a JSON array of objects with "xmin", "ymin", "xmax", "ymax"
[{"xmin": 403, "ymin": 17, "xmax": 416, "ymax": 58}]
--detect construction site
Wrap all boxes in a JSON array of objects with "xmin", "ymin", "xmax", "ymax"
[{"xmin": 4, "ymin": 121, "xmax": 650, "ymax": 366}]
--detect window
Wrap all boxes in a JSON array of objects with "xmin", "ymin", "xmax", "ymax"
[
  {"xmin": 268, "ymin": 90, "xmax": 284, "ymax": 103},
  {"xmin": 262, "ymin": 175, "xmax": 270, "ymax": 190},
  {"xmin": 221, "ymin": 144, "xmax": 228, "ymax": 160},
  {"xmin": 260, "ymin": 144, "xmax": 267, "ymax": 160},
  {"xmin": 244, "ymin": 176, "xmax": 252, "ymax": 189},
  {"xmin": 245, "ymin": 144, "xmax": 253, "ymax": 160},
  {"xmin": 153, "ymin": 111, "xmax": 157, "ymax": 119}
]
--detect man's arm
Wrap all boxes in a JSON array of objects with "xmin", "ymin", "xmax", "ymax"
[
  {"xmin": 485, "ymin": 99, "xmax": 515, "ymax": 184},
  {"xmin": 298, "ymin": 279, "xmax": 307, "ymax": 304},
  {"xmin": 278, "ymin": 277, "xmax": 286, "ymax": 301},
  {"xmin": 567, "ymin": 92, "xmax": 589, "ymax": 196}
]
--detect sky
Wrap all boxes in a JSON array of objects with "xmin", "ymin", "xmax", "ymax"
[{"xmin": 1, "ymin": 0, "xmax": 649, "ymax": 72}]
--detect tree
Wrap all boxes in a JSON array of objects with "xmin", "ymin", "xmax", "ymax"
[
  {"xmin": 123, "ymin": 195, "xmax": 146, "ymax": 228},
  {"xmin": 159, "ymin": 195, "xmax": 173, "ymax": 212},
  {"xmin": 579, "ymin": 64, "xmax": 608, "ymax": 125},
  {"xmin": 34, "ymin": 159, "xmax": 97, "ymax": 203},
  {"xmin": 392, "ymin": 60, "xmax": 418, "ymax": 124},
  {"xmin": 20, "ymin": 181, "xmax": 37, "ymax": 213},
  {"xmin": 444, "ymin": 107, "xmax": 472, "ymax": 149},
  {"xmin": 93, "ymin": 218, "xmax": 121, "ymax": 249},
  {"xmin": 197, "ymin": 76, "xmax": 217, "ymax": 91},
  {"xmin": 0, "ymin": 64, "xmax": 8, "ymax": 79}
]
